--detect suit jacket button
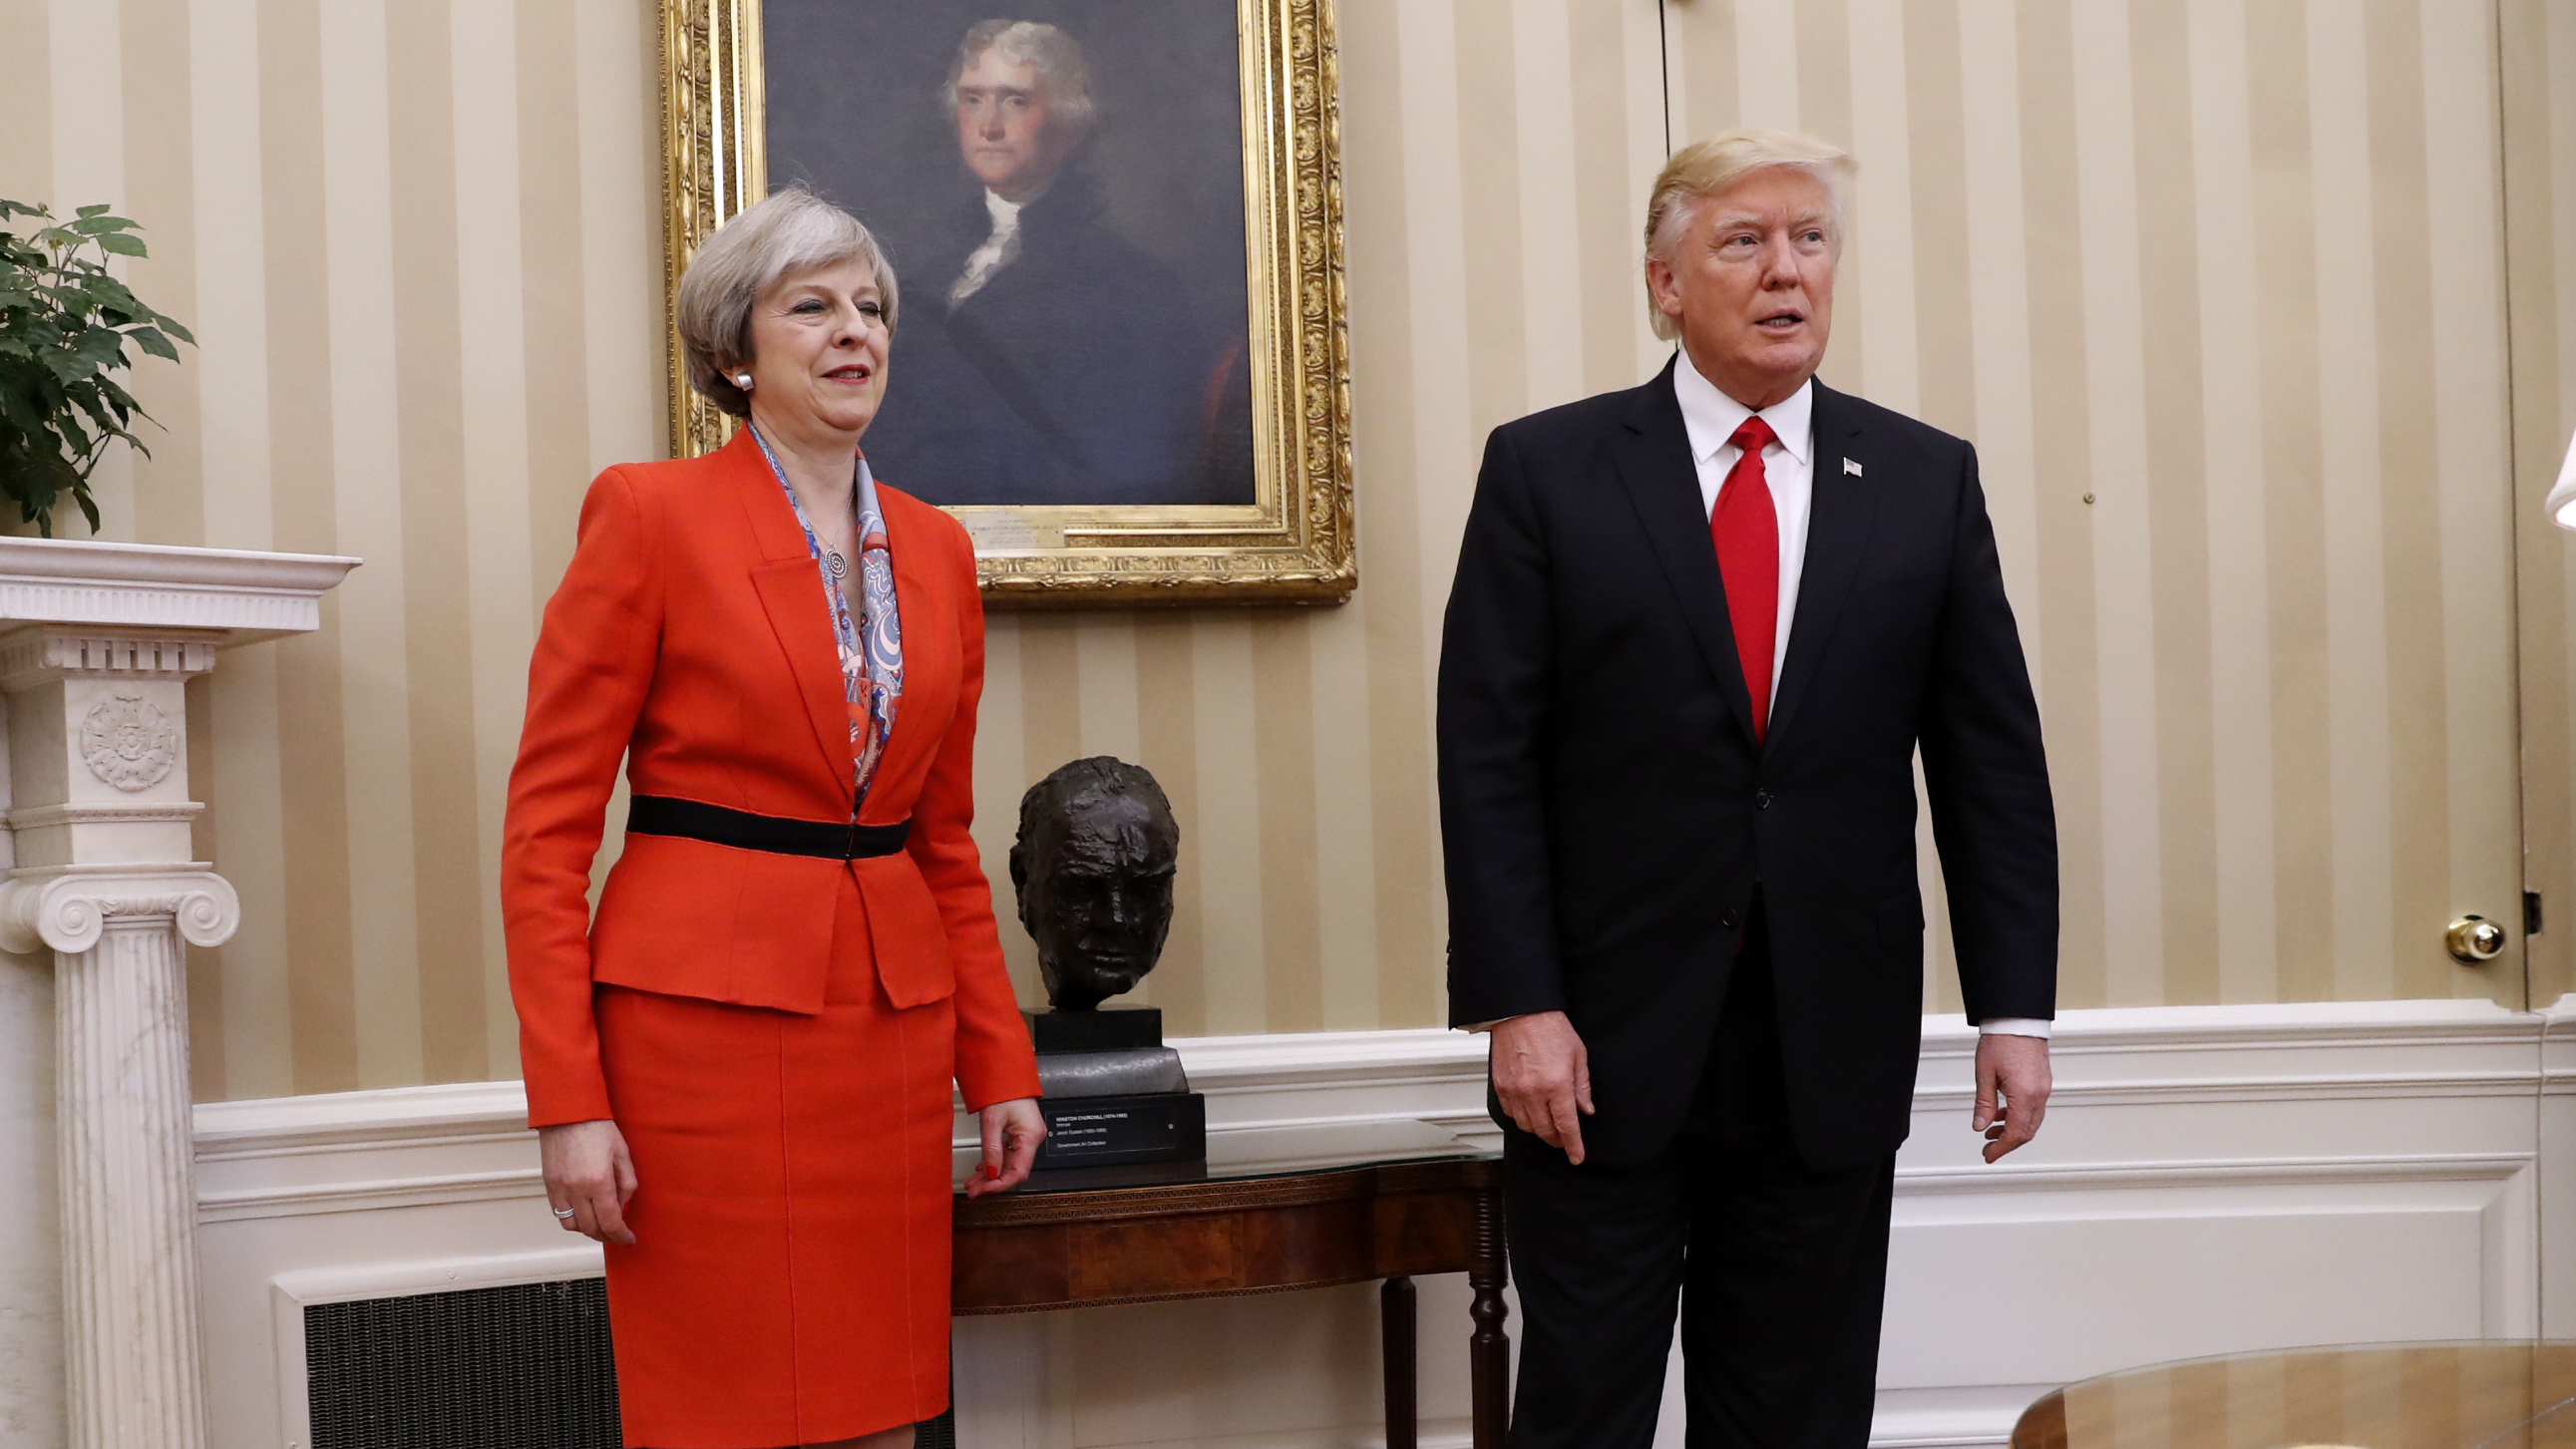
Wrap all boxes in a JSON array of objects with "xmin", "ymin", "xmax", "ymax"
[
  {"xmin": 1719, "ymin": 908, "xmax": 1741, "ymax": 930},
  {"xmin": 1754, "ymin": 789, "xmax": 1774, "ymax": 809}
]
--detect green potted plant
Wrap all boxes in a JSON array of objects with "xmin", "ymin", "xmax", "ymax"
[{"xmin": 0, "ymin": 199, "xmax": 194, "ymax": 537}]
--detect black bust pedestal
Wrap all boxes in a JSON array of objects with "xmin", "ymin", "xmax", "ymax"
[
  {"xmin": 1024, "ymin": 1005, "xmax": 1162, "ymax": 1053},
  {"xmin": 1024, "ymin": 1007, "xmax": 1206, "ymax": 1172}
]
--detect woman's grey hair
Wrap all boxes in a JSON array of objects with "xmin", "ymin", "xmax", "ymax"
[
  {"xmin": 1642, "ymin": 130, "xmax": 1856, "ymax": 342},
  {"xmin": 941, "ymin": 19, "xmax": 1097, "ymax": 133},
  {"xmin": 675, "ymin": 186, "xmax": 900, "ymax": 419}
]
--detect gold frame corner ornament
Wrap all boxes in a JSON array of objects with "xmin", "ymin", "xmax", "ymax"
[{"xmin": 658, "ymin": 0, "xmax": 1355, "ymax": 607}]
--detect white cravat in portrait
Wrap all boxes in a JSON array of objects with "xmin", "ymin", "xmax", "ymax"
[{"xmin": 948, "ymin": 186, "xmax": 1038, "ymax": 309}]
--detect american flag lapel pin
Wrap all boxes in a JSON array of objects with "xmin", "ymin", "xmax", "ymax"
[{"xmin": 1843, "ymin": 458, "xmax": 1863, "ymax": 477}]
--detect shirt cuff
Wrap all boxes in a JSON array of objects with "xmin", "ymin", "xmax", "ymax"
[
  {"xmin": 1977, "ymin": 1017, "xmax": 2051, "ymax": 1039},
  {"xmin": 1459, "ymin": 1018, "xmax": 1508, "ymax": 1033}
]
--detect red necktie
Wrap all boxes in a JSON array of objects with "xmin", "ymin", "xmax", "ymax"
[{"xmin": 1710, "ymin": 416, "xmax": 1780, "ymax": 742}]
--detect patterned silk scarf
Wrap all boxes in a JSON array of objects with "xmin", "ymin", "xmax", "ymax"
[{"xmin": 749, "ymin": 426, "xmax": 905, "ymax": 802}]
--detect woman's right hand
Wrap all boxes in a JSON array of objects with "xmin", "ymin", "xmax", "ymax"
[{"xmin": 540, "ymin": 1118, "xmax": 638, "ymax": 1245}]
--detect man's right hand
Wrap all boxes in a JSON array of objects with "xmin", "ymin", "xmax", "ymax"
[{"xmin": 1490, "ymin": 1010, "xmax": 1595, "ymax": 1164}]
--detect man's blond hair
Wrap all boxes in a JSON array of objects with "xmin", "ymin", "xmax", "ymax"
[{"xmin": 1642, "ymin": 130, "xmax": 1856, "ymax": 341}]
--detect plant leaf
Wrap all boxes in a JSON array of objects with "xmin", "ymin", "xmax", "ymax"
[
  {"xmin": 126, "ymin": 326, "xmax": 178, "ymax": 362},
  {"xmin": 95, "ymin": 232, "xmax": 147, "ymax": 257},
  {"xmin": 74, "ymin": 204, "xmax": 110, "ymax": 219},
  {"xmin": 91, "ymin": 375, "xmax": 141, "ymax": 417}
]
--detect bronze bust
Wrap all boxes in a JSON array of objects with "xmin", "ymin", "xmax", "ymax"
[{"xmin": 1009, "ymin": 757, "xmax": 1180, "ymax": 1011}]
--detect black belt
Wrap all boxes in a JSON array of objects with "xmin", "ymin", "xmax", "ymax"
[{"xmin": 625, "ymin": 795, "xmax": 911, "ymax": 860}]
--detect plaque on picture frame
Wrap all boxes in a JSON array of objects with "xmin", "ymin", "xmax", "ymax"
[{"xmin": 658, "ymin": 0, "xmax": 1355, "ymax": 606}]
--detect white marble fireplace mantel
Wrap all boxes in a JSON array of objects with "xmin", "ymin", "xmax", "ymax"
[
  {"xmin": 0, "ymin": 536, "xmax": 356, "ymax": 637},
  {"xmin": 0, "ymin": 536, "xmax": 356, "ymax": 1449}
]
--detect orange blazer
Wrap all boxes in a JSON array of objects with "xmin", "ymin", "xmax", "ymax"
[{"xmin": 502, "ymin": 430, "xmax": 1040, "ymax": 1128}]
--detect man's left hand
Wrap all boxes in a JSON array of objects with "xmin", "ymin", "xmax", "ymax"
[{"xmin": 1973, "ymin": 1033, "xmax": 2050, "ymax": 1163}]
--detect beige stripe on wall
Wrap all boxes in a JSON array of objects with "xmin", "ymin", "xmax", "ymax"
[
  {"xmin": 2186, "ymin": 0, "xmax": 2279, "ymax": 1006},
  {"xmin": 0, "ymin": 0, "xmax": 2545, "ymax": 1103},
  {"xmin": 318, "ymin": 0, "xmax": 426, "ymax": 1088},
  {"xmin": 2129, "ymin": 0, "xmax": 2220, "ymax": 1008}
]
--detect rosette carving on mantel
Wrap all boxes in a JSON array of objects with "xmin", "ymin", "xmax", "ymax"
[
  {"xmin": 0, "ymin": 867, "xmax": 240, "ymax": 955},
  {"xmin": 78, "ymin": 692, "xmax": 182, "ymax": 791}
]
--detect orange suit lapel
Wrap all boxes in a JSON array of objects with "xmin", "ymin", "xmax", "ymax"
[{"xmin": 723, "ymin": 432, "xmax": 862, "ymax": 804}]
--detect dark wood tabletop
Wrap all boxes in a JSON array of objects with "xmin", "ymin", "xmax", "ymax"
[{"xmin": 953, "ymin": 1150, "xmax": 1509, "ymax": 1449}]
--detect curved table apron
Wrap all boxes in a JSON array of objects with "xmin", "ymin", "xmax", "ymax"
[{"xmin": 953, "ymin": 1156, "xmax": 1510, "ymax": 1449}]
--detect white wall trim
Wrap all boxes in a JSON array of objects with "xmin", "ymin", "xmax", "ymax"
[
  {"xmin": 191, "ymin": 998, "xmax": 2563, "ymax": 1449},
  {"xmin": 270, "ymin": 1245, "xmax": 607, "ymax": 1306},
  {"xmin": 1893, "ymin": 1151, "xmax": 2535, "ymax": 1193},
  {"xmin": 190, "ymin": 998, "xmax": 2547, "ymax": 1175}
]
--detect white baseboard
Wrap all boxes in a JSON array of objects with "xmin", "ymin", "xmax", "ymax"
[{"xmin": 191, "ymin": 998, "xmax": 2559, "ymax": 1449}]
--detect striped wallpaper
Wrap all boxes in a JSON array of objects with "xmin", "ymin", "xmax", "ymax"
[
  {"xmin": 1667, "ymin": 0, "xmax": 2540, "ymax": 1016},
  {"xmin": 0, "ymin": 0, "xmax": 2558, "ymax": 1102}
]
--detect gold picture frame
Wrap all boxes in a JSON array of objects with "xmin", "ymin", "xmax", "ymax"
[{"xmin": 658, "ymin": 0, "xmax": 1354, "ymax": 606}]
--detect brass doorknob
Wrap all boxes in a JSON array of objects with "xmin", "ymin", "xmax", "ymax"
[{"xmin": 2445, "ymin": 915, "xmax": 2506, "ymax": 964}]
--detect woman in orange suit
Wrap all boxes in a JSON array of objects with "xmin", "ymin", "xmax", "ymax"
[{"xmin": 502, "ymin": 186, "xmax": 1045, "ymax": 1449}]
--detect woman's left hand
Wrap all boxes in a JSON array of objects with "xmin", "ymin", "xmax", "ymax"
[{"xmin": 968, "ymin": 1097, "xmax": 1046, "ymax": 1198}]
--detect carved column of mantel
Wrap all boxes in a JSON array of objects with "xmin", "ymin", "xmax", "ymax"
[{"xmin": 0, "ymin": 539, "xmax": 355, "ymax": 1449}]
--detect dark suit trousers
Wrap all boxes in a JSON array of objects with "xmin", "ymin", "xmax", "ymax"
[{"xmin": 1502, "ymin": 908, "xmax": 1897, "ymax": 1449}]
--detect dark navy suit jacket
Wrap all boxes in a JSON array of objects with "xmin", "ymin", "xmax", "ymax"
[{"xmin": 1437, "ymin": 360, "xmax": 2058, "ymax": 1170}]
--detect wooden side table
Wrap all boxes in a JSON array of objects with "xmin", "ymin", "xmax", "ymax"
[{"xmin": 953, "ymin": 1154, "xmax": 1510, "ymax": 1449}]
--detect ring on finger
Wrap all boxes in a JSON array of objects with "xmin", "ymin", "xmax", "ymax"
[{"xmin": 552, "ymin": 1207, "xmax": 577, "ymax": 1220}]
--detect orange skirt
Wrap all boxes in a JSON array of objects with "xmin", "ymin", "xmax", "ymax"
[{"xmin": 595, "ymin": 870, "xmax": 956, "ymax": 1448}]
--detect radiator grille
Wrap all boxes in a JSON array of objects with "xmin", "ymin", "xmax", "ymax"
[
  {"xmin": 306, "ymin": 1278, "xmax": 622, "ymax": 1449},
  {"xmin": 304, "ymin": 1277, "xmax": 957, "ymax": 1448}
]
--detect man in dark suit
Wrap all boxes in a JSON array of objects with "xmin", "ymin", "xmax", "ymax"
[
  {"xmin": 861, "ymin": 19, "xmax": 1224, "ymax": 508},
  {"xmin": 1437, "ymin": 130, "xmax": 2058, "ymax": 1449}
]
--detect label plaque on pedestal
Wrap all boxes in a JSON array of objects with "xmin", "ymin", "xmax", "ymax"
[{"xmin": 1033, "ymin": 1090, "xmax": 1207, "ymax": 1170}]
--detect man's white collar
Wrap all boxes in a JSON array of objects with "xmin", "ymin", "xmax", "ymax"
[
  {"xmin": 1673, "ymin": 354, "xmax": 1814, "ymax": 466},
  {"xmin": 982, "ymin": 178, "xmax": 1053, "ymax": 224}
]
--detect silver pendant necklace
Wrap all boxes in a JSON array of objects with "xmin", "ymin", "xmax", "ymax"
[{"xmin": 822, "ymin": 483, "xmax": 859, "ymax": 579}]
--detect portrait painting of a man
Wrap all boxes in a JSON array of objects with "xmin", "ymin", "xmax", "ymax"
[{"xmin": 764, "ymin": 2, "xmax": 1256, "ymax": 509}]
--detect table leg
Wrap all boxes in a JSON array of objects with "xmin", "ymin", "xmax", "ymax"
[
  {"xmin": 1382, "ymin": 1275, "xmax": 1417, "ymax": 1449},
  {"xmin": 1469, "ymin": 1185, "xmax": 1511, "ymax": 1449}
]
